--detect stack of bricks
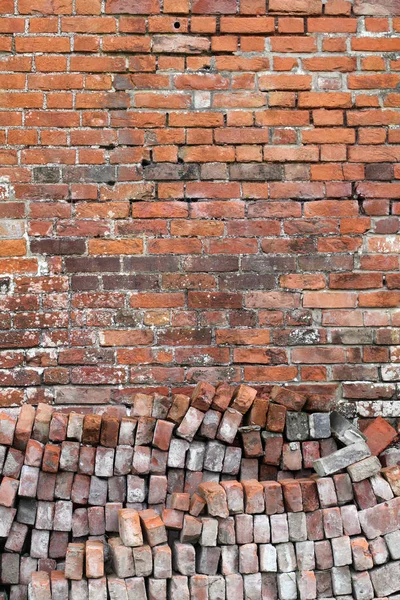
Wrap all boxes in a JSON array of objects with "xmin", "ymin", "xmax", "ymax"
[{"xmin": 0, "ymin": 383, "xmax": 400, "ymax": 599}]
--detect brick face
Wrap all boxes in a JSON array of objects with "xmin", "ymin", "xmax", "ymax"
[{"xmin": 0, "ymin": 1, "xmax": 399, "ymax": 414}]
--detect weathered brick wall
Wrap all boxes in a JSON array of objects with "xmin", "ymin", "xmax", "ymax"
[{"xmin": 0, "ymin": 0, "xmax": 399, "ymax": 414}]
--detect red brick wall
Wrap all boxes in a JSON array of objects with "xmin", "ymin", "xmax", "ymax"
[{"xmin": 0, "ymin": 0, "xmax": 399, "ymax": 414}]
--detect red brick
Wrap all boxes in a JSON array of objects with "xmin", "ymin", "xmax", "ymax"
[
  {"xmin": 263, "ymin": 435, "xmax": 283, "ymax": 466},
  {"xmin": 266, "ymin": 404, "xmax": 287, "ymax": 433},
  {"xmin": 152, "ymin": 419, "xmax": 174, "ymax": 451},
  {"xmin": 0, "ymin": 412, "xmax": 16, "ymax": 445},
  {"xmin": 0, "ymin": 477, "xmax": 19, "ymax": 507},
  {"xmin": 269, "ymin": 0, "xmax": 322, "ymax": 13},
  {"xmin": 262, "ymin": 481, "xmax": 284, "ymax": 515},
  {"xmin": 281, "ymin": 480, "xmax": 303, "ymax": 512},
  {"xmin": 300, "ymin": 480, "xmax": 320, "ymax": 512},
  {"xmin": 42, "ymin": 444, "xmax": 60, "ymax": 473},
  {"xmin": 270, "ymin": 386, "xmax": 307, "ymax": 411},
  {"xmin": 25, "ymin": 439, "xmax": 44, "ymax": 467},
  {"xmin": 31, "ymin": 571, "xmax": 52, "ymax": 599},
  {"xmin": 190, "ymin": 381, "xmax": 215, "ymax": 411},
  {"xmin": 82, "ymin": 414, "xmax": 102, "ymax": 445},
  {"xmin": 100, "ymin": 416, "xmax": 120, "ymax": 448},
  {"xmin": 363, "ymin": 417, "xmax": 398, "ymax": 456},
  {"xmin": 85, "ymin": 540, "xmax": 104, "ymax": 578},
  {"xmin": 353, "ymin": 479, "xmax": 377, "ymax": 510},
  {"xmin": 242, "ymin": 479, "xmax": 264, "ymax": 513},
  {"xmin": 106, "ymin": 0, "xmax": 159, "ymax": 13}
]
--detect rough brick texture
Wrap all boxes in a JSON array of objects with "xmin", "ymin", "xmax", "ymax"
[
  {"xmin": 0, "ymin": 0, "xmax": 399, "ymax": 415},
  {"xmin": 1, "ymin": 389, "xmax": 400, "ymax": 599}
]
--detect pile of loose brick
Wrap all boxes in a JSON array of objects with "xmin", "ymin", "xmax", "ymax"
[{"xmin": 0, "ymin": 383, "xmax": 400, "ymax": 600}]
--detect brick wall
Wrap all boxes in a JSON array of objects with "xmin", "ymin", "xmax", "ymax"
[{"xmin": 0, "ymin": 0, "xmax": 399, "ymax": 415}]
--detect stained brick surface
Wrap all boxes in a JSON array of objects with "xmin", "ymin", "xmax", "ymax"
[{"xmin": 0, "ymin": 1, "xmax": 399, "ymax": 413}]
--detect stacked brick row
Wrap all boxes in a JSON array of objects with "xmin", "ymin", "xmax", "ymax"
[{"xmin": 0, "ymin": 383, "xmax": 399, "ymax": 598}]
